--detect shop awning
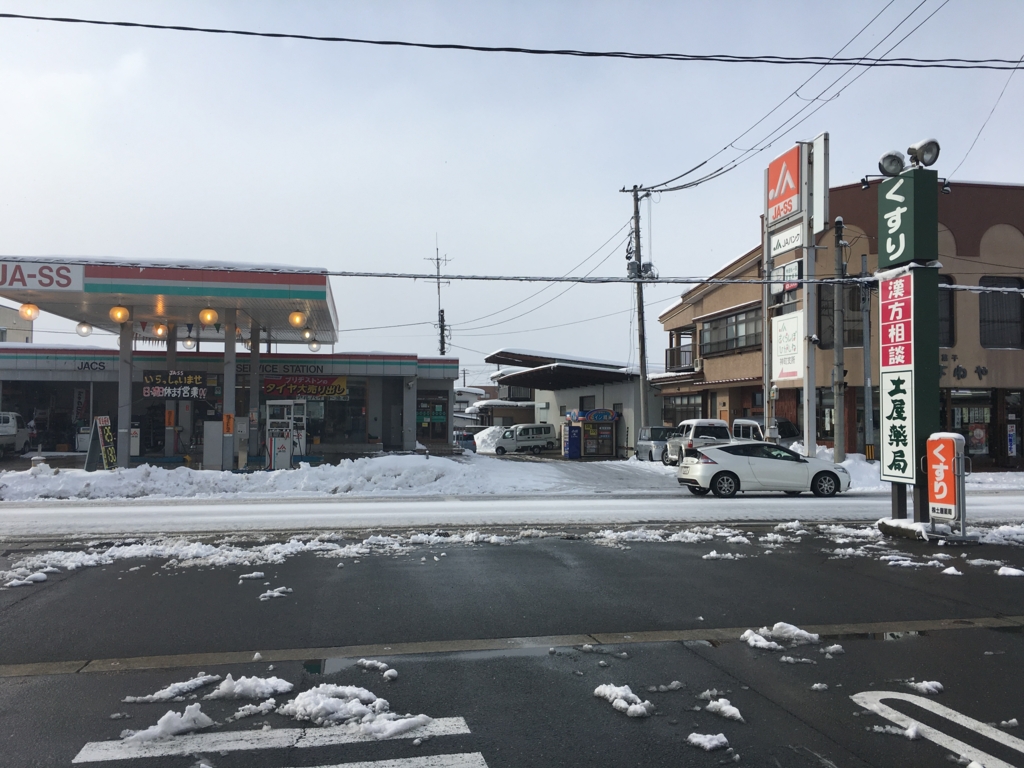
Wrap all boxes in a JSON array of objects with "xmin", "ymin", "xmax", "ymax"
[
  {"xmin": 0, "ymin": 257, "xmax": 338, "ymax": 344},
  {"xmin": 495, "ymin": 362, "xmax": 633, "ymax": 390}
]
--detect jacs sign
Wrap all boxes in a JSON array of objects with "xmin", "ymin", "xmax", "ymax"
[
  {"xmin": 879, "ymin": 272, "xmax": 916, "ymax": 483},
  {"xmin": 0, "ymin": 262, "xmax": 83, "ymax": 290}
]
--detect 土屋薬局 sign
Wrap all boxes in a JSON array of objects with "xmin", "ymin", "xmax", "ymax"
[{"xmin": 879, "ymin": 272, "xmax": 915, "ymax": 483}]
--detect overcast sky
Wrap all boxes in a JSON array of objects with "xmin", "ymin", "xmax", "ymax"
[{"xmin": 1, "ymin": 1, "xmax": 1022, "ymax": 385}]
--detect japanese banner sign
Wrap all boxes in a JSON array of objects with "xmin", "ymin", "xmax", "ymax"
[
  {"xmin": 877, "ymin": 168, "xmax": 938, "ymax": 269},
  {"xmin": 143, "ymin": 370, "xmax": 209, "ymax": 400},
  {"xmin": 263, "ymin": 375, "xmax": 348, "ymax": 398},
  {"xmin": 766, "ymin": 145, "xmax": 802, "ymax": 228},
  {"xmin": 85, "ymin": 415, "xmax": 116, "ymax": 471},
  {"xmin": 879, "ymin": 271, "xmax": 915, "ymax": 482},
  {"xmin": 772, "ymin": 310, "xmax": 803, "ymax": 381},
  {"xmin": 927, "ymin": 433, "xmax": 964, "ymax": 521}
]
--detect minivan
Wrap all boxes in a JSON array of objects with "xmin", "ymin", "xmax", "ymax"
[
  {"xmin": 635, "ymin": 426, "xmax": 678, "ymax": 463},
  {"xmin": 0, "ymin": 412, "xmax": 29, "ymax": 457},
  {"xmin": 494, "ymin": 423, "xmax": 557, "ymax": 455}
]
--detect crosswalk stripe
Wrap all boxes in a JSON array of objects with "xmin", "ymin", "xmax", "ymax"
[
  {"xmin": 71, "ymin": 717, "xmax": 471, "ymax": 763},
  {"xmin": 281, "ymin": 754, "xmax": 488, "ymax": 768}
]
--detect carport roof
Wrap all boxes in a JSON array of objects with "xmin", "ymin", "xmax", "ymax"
[
  {"xmin": 0, "ymin": 256, "xmax": 337, "ymax": 344},
  {"xmin": 495, "ymin": 362, "xmax": 634, "ymax": 391}
]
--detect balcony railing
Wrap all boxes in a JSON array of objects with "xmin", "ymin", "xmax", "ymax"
[{"xmin": 665, "ymin": 346, "xmax": 693, "ymax": 372}]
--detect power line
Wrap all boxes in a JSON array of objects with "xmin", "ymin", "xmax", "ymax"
[{"xmin": 1, "ymin": 12, "xmax": 1019, "ymax": 69}]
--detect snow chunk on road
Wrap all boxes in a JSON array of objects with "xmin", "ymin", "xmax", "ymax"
[
  {"xmin": 687, "ymin": 732, "xmax": 729, "ymax": 751},
  {"xmin": 227, "ymin": 699, "xmax": 277, "ymax": 721},
  {"xmin": 967, "ymin": 558, "xmax": 1004, "ymax": 567},
  {"xmin": 811, "ymin": 683, "xmax": 828, "ymax": 691},
  {"xmin": 780, "ymin": 656, "xmax": 816, "ymax": 665},
  {"xmin": 703, "ymin": 550, "xmax": 746, "ymax": 561},
  {"xmin": 123, "ymin": 673, "xmax": 221, "ymax": 703},
  {"xmin": 942, "ymin": 567, "xmax": 964, "ymax": 575},
  {"xmin": 239, "ymin": 572, "xmax": 265, "ymax": 580},
  {"xmin": 770, "ymin": 622, "xmax": 820, "ymax": 645},
  {"xmin": 820, "ymin": 644, "xmax": 844, "ymax": 655},
  {"xmin": 705, "ymin": 698, "xmax": 744, "ymax": 722},
  {"xmin": 259, "ymin": 586, "xmax": 293, "ymax": 601},
  {"xmin": 120, "ymin": 703, "xmax": 214, "ymax": 743},
  {"xmin": 907, "ymin": 680, "xmax": 943, "ymax": 694},
  {"xmin": 872, "ymin": 724, "xmax": 920, "ymax": 739},
  {"xmin": 740, "ymin": 630, "xmax": 783, "ymax": 651},
  {"xmin": 3, "ymin": 572, "xmax": 47, "ymax": 587},
  {"xmin": 593, "ymin": 684, "xmax": 655, "ymax": 718},
  {"xmin": 203, "ymin": 674, "xmax": 293, "ymax": 700},
  {"xmin": 276, "ymin": 683, "xmax": 430, "ymax": 737},
  {"xmin": 997, "ymin": 566, "xmax": 1024, "ymax": 576}
]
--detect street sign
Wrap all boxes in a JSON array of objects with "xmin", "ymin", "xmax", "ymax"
[
  {"xmin": 766, "ymin": 145, "xmax": 802, "ymax": 229},
  {"xmin": 879, "ymin": 272, "xmax": 915, "ymax": 483},
  {"xmin": 927, "ymin": 432, "xmax": 964, "ymax": 521},
  {"xmin": 770, "ymin": 223, "xmax": 803, "ymax": 257},
  {"xmin": 84, "ymin": 416, "xmax": 116, "ymax": 472},
  {"xmin": 772, "ymin": 310, "xmax": 803, "ymax": 381}
]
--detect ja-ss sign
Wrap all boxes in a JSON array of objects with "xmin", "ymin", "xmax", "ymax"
[{"xmin": 766, "ymin": 145, "xmax": 802, "ymax": 228}]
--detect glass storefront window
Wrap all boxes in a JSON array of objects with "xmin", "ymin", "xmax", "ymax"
[
  {"xmin": 416, "ymin": 391, "xmax": 449, "ymax": 443},
  {"xmin": 319, "ymin": 381, "xmax": 367, "ymax": 444},
  {"xmin": 950, "ymin": 389, "xmax": 993, "ymax": 456}
]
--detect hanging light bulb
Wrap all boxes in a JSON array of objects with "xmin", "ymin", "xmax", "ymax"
[
  {"xmin": 19, "ymin": 303, "xmax": 40, "ymax": 321},
  {"xmin": 76, "ymin": 321, "xmax": 93, "ymax": 337},
  {"xmin": 199, "ymin": 307, "xmax": 219, "ymax": 325},
  {"xmin": 307, "ymin": 340, "xmax": 321, "ymax": 352},
  {"xmin": 153, "ymin": 323, "xmax": 168, "ymax": 339},
  {"xmin": 182, "ymin": 335, "xmax": 197, "ymax": 350},
  {"xmin": 289, "ymin": 310, "xmax": 308, "ymax": 328},
  {"xmin": 300, "ymin": 327, "xmax": 315, "ymax": 341},
  {"xmin": 109, "ymin": 305, "xmax": 130, "ymax": 324}
]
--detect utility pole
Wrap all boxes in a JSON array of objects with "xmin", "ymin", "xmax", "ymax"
[
  {"xmin": 761, "ymin": 177, "xmax": 774, "ymax": 440},
  {"xmin": 832, "ymin": 216, "xmax": 846, "ymax": 463},
  {"xmin": 461, "ymin": 368, "xmax": 468, "ymax": 387},
  {"xmin": 861, "ymin": 253, "xmax": 875, "ymax": 460},
  {"xmin": 631, "ymin": 185, "xmax": 650, "ymax": 428},
  {"xmin": 426, "ymin": 241, "xmax": 450, "ymax": 356}
]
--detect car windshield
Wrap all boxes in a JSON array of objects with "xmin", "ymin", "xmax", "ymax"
[
  {"xmin": 649, "ymin": 428, "xmax": 675, "ymax": 441},
  {"xmin": 776, "ymin": 421, "xmax": 801, "ymax": 439},
  {"xmin": 694, "ymin": 425, "xmax": 730, "ymax": 439}
]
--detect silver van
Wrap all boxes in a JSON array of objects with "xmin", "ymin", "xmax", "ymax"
[
  {"xmin": 0, "ymin": 412, "xmax": 30, "ymax": 457},
  {"xmin": 494, "ymin": 423, "xmax": 557, "ymax": 455},
  {"xmin": 635, "ymin": 426, "xmax": 678, "ymax": 463}
]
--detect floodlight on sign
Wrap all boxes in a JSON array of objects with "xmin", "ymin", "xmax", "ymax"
[
  {"xmin": 908, "ymin": 138, "xmax": 940, "ymax": 167},
  {"xmin": 878, "ymin": 151, "xmax": 906, "ymax": 177}
]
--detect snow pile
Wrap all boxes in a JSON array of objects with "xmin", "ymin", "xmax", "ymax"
[
  {"xmin": 739, "ymin": 630, "xmax": 783, "ymax": 651},
  {"xmin": 703, "ymin": 550, "xmax": 746, "ymax": 561},
  {"xmin": 705, "ymin": 698, "xmax": 744, "ymax": 722},
  {"xmin": 942, "ymin": 567, "xmax": 964, "ymax": 576},
  {"xmin": 0, "ymin": 452, "xmax": 564, "ymax": 501},
  {"xmin": 770, "ymin": 622, "xmax": 820, "ymax": 645},
  {"xmin": 3, "ymin": 571, "xmax": 47, "ymax": 587},
  {"xmin": 123, "ymin": 674, "xmax": 221, "ymax": 703},
  {"xmin": 472, "ymin": 427, "xmax": 504, "ymax": 455},
  {"xmin": 259, "ymin": 586, "xmax": 293, "ymax": 601},
  {"xmin": 238, "ymin": 572, "xmax": 265, "ymax": 580},
  {"xmin": 357, "ymin": 659, "xmax": 398, "ymax": 680},
  {"xmin": 276, "ymin": 684, "xmax": 430, "ymax": 737},
  {"xmin": 978, "ymin": 524, "xmax": 1024, "ymax": 546},
  {"xmin": 907, "ymin": 680, "xmax": 943, "ymax": 694},
  {"xmin": 593, "ymin": 684, "xmax": 655, "ymax": 718},
  {"xmin": 120, "ymin": 704, "xmax": 214, "ymax": 743},
  {"xmin": 203, "ymin": 675, "xmax": 293, "ymax": 699},
  {"xmin": 780, "ymin": 656, "xmax": 816, "ymax": 665},
  {"xmin": 997, "ymin": 566, "xmax": 1024, "ymax": 576},
  {"xmin": 687, "ymin": 732, "xmax": 729, "ymax": 751},
  {"xmin": 227, "ymin": 699, "xmax": 277, "ymax": 722},
  {"xmin": 818, "ymin": 524, "xmax": 882, "ymax": 544},
  {"xmin": 811, "ymin": 683, "xmax": 828, "ymax": 691}
]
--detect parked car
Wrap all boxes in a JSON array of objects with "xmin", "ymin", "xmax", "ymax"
[
  {"xmin": 0, "ymin": 412, "xmax": 30, "ymax": 458},
  {"xmin": 494, "ymin": 423, "xmax": 557, "ymax": 455},
  {"xmin": 635, "ymin": 426, "xmax": 678, "ymax": 462},
  {"xmin": 676, "ymin": 441, "xmax": 850, "ymax": 497},
  {"xmin": 454, "ymin": 430, "xmax": 477, "ymax": 452},
  {"xmin": 732, "ymin": 417, "xmax": 801, "ymax": 448},
  {"xmin": 663, "ymin": 418, "xmax": 732, "ymax": 466}
]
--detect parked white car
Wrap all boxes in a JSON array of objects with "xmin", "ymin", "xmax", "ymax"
[
  {"xmin": 663, "ymin": 419, "xmax": 732, "ymax": 466},
  {"xmin": 732, "ymin": 417, "xmax": 801, "ymax": 448},
  {"xmin": 676, "ymin": 441, "xmax": 851, "ymax": 497},
  {"xmin": 635, "ymin": 426, "xmax": 678, "ymax": 462},
  {"xmin": 494, "ymin": 423, "xmax": 557, "ymax": 455},
  {"xmin": 0, "ymin": 412, "xmax": 29, "ymax": 458}
]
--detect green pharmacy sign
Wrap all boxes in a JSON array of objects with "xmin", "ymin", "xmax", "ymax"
[{"xmin": 877, "ymin": 168, "xmax": 938, "ymax": 269}]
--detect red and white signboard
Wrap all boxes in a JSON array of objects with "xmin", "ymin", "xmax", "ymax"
[
  {"xmin": 880, "ymin": 274, "xmax": 913, "ymax": 370},
  {"xmin": 766, "ymin": 145, "xmax": 802, "ymax": 227},
  {"xmin": 0, "ymin": 261, "xmax": 83, "ymax": 291},
  {"xmin": 927, "ymin": 433, "xmax": 963, "ymax": 520}
]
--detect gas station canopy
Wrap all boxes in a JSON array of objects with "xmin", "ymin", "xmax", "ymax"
[{"xmin": 0, "ymin": 256, "xmax": 338, "ymax": 344}]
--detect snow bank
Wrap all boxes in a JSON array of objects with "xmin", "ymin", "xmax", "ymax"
[
  {"xmin": 473, "ymin": 426, "xmax": 504, "ymax": 455},
  {"xmin": 0, "ymin": 452, "xmax": 563, "ymax": 501},
  {"xmin": 121, "ymin": 704, "xmax": 214, "ymax": 743}
]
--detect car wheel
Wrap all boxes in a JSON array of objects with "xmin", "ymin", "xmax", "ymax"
[
  {"xmin": 648, "ymin": 450, "xmax": 654, "ymax": 462},
  {"xmin": 811, "ymin": 472, "xmax": 839, "ymax": 497},
  {"xmin": 711, "ymin": 472, "xmax": 739, "ymax": 498},
  {"xmin": 546, "ymin": 442, "xmax": 554, "ymax": 449},
  {"xmin": 495, "ymin": 446, "xmax": 506, "ymax": 455},
  {"xmin": 784, "ymin": 490, "xmax": 802, "ymax": 496},
  {"xmin": 662, "ymin": 450, "xmax": 676, "ymax": 466},
  {"xmin": 532, "ymin": 445, "xmax": 542, "ymax": 455},
  {"xmin": 688, "ymin": 486, "xmax": 711, "ymax": 496}
]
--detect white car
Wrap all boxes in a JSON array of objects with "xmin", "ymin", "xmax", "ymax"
[{"xmin": 676, "ymin": 441, "xmax": 851, "ymax": 498}]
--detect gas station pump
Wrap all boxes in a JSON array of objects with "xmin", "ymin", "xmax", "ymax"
[{"xmin": 266, "ymin": 401, "xmax": 293, "ymax": 470}]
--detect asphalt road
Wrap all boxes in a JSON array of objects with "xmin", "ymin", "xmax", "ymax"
[{"xmin": 2, "ymin": 520, "xmax": 1023, "ymax": 767}]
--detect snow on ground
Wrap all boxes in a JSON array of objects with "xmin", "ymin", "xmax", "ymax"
[
  {"xmin": 202, "ymin": 674, "xmax": 293, "ymax": 699},
  {"xmin": 593, "ymin": 684, "xmax": 655, "ymax": 718},
  {"xmin": 687, "ymin": 732, "xmax": 729, "ymax": 751},
  {"xmin": 3, "ymin": 449, "xmax": 1023, "ymax": 505},
  {"xmin": 275, "ymin": 683, "xmax": 431, "ymax": 737},
  {"xmin": 122, "ymin": 674, "xmax": 221, "ymax": 703},
  {"xmin": 120, "ymin": 703, "xmax": 214, "ymax": 743}
]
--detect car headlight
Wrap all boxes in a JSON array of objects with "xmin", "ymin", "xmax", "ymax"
[{"xmin": 835, "ymin": 466, "xmax": 849, "ymax": 474}]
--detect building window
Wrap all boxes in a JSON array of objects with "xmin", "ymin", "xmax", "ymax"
[
  {"xmin": 699, "ymin": 307, "xmax": 762, "ymax": 356},
  {"xmin": 559, "ymin": 405, "xmax": 567, "ymax": 417},
  {"xmin": 979, "ymin": 276, "xmax": 1023, "ymax": 349},
  {"xmin": 818, "ymin": 287, "xmax": 863, "ymax": 348},
  {"xmin": 612, "ymin": 402, "xmax": 623, "ymax": 417},
  {"xmin": 663, "ymin": 394, "xmax": 701, "ymax": 425},
  {"xmin": 938, "ymin": 274, "xmax": 955, "ymax": 348},
  {"xmin": 579, "ymin": 395, "xmax": 596, "ymax": 410},
  {"xmin": 0, "ymin": 328, "xmax": 6, "ymax": 342}
]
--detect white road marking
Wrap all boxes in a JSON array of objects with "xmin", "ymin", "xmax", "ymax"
[
  {"xmin": 852, "ymin": 691, "xmax": 1024, "ymax": 768},
  {"xmin": 281, "ymin": 755, "xmax": 487, "ymax": 768},
  {"xmin": 72, "ymin": 717, "xmax": 470, "ymax": 763}
]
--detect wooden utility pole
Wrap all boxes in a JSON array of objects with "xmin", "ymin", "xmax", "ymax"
[
  {"xmin": 833, "ymin": 216, "xmax": 846, "ymax": 462},
  {"xmin": 632, "ymin": 186, "xmax": 650, "ymax": 428}
]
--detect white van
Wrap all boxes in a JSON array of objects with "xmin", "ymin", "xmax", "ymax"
[
  {"xmin": 494, "ymin": 423, "xmax": 557, "ymax": 455},
  {"xmin": 0, "ymin": 412, "xmax": 29, "ymax": 457}
]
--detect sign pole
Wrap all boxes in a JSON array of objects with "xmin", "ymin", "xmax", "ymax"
[
  {"xmin": 762, "ymin": 169, "xmax": 773, "ymax": 439},
  {"xmin": 801, "ymin": 141, "xmax": 816, "ymax": 457}
]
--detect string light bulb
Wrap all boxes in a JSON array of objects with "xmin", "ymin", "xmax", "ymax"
[
  {"xmin": 109, "ymin": 305, "xmax": 130, "ymax": 324},
  {"xmin": 19, "ymin": 303, "xmax": 40, "ymax": 321}
]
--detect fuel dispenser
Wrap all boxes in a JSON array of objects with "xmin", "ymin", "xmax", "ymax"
[
  {"xmin": 925, "ymin": 431, "xmax": 978, "ymax": 543},
  {"xmin": 266, "ymin": 401, "xmax": 293, "ymax": 470}
]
